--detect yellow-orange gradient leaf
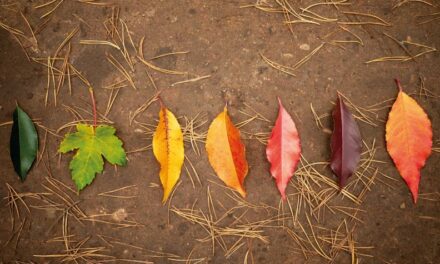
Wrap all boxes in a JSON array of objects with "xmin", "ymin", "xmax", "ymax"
[
  {"xmin": 206, "ymin": 107, "xmax": 248, "ymax": 197},
  {"xmin": 153, "ymin": 106, "xmax": 184, "ymax": 203},
  {"xmin": 386, "ymin": 80, "xmax": 432, "ymax": 203}
]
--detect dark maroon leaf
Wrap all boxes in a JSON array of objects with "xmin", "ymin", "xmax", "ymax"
[{"xmin": 330, "ymin": 95, "xmax": 362, "ymax": 188}]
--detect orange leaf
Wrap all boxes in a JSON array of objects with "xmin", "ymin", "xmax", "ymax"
[
  {"xmin": 206, "ymin": 107, "xmax": 248, "ymax": 197},
  {"xmin": 386, "ymin": 80, "xmax": 433, "ymax": 203}
]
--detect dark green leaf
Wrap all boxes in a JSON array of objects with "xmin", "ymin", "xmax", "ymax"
[{"xmin": 10, "ymin": 106, "xmax": 38, "ymax": 180}]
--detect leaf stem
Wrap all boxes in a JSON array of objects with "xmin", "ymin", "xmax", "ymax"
[
  {"xmin": 394, "ymin": 78, "xmax": 403, "ymax": 91},
  {"xmin": 157, "ymin": 95, "xmax": 165, "ymax": 108},
  {"xmin": 88, "ymin": 87, "xmax": 97, "ymax": 130}
]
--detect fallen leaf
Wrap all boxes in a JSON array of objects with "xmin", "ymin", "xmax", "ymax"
[
  {"xmin": 206, "ymin": 107, "xmax": 248, "ymax": 197},
  {"xmin": 10, "ymin": 105, "xmax": 38, "ymax": 180},
  {"xmin": 152, "ymin": 106, "xmax": 184, "ymax": 203},
  {"xmin": 386, "ymin": 79, "xmax": 432, "ymax": 203},
  {"xmin": 330, "ymin": 95, "xmax": 362, "ymax": 188},
  {"xmin": 266, "ymin": 98, "xmax": 301, "ymax": 200},
  {"xmin": 59, "ymin": 124, "xmax": 127, "ymax": 191}
]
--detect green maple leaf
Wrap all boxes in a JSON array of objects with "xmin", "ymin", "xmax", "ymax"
[{"xmin": 59, "ymin": 124, "xmax": 127, "ymax": 191}]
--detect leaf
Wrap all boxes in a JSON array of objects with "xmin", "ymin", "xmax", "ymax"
[
  {"xmin": 266, "ymin": 98, "xmax": 301, "ymax": 200},
  {"xmin": 386, "ymin": 80, "xmax": 432, "ymax": 203},
  {"xmin": 10, "ymin": 106, "xmax": 38, "ymax": 180},
  {"xmin": 206, "ymin": 107, "xmax": 248, "ymax": 197},
  {"xmin": 59, "ymin": 124, "xmax": 127, "ymax": 191},
  {"xmin": 152, "ymin": 106, "xmax": 184, "ymax": 203},
  {"xmin": 330, "ymin": 95, "xmax": 362, "ymax": 188}
]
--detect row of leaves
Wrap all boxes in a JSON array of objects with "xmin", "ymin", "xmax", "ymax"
[{"xmin": 10, "ymin": 80, "xmax": 432, "ymax": 203}]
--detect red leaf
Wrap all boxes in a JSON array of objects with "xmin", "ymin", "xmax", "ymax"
[
  {"xmin": 330, "ymin": 95, "xmax": 362, "ymax": 188},
  {"xmin": 266, "ymin": 98, "xmax": 301, "ymax": 200}
]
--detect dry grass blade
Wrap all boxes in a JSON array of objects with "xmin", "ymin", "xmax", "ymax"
[
  {"xmin": 129, "ymin": 93, "xmax": 159, "ymax": 125},
  {"xmin": 98, "ymin": 185, "xmax": 137, "ymax": 199},
  {"xmin": 172, "ymin": 206, "xmax": 269, "ymax": 247},
  {"xmin": 137, "ymin": 35, "xmax": 187, "ymax": 75},
  {"xmin": 328, "ymin": 25, "xmax": 364, "ymax": 46},
  {"xmin": 416, "ymin": 12, "xmax": 440, "ymax": 25},
  {"xmin": 107, "ymin": 53, "xmax": 136, "ymax": 89},
  {"xmin": 260, "ymin": 43, "xmax": 325, "ymax": 76},
  {"xmin": 104, "ymin": 86, "xmax": 121, "ymax": 116},
  {"xmin": 310, "ymin": 103, "xmax": 330, "ymax": 132},
  {"xmin": 182, "ymin": 113, "xmax": 208, "ymax": 155},
  {"xmin": 35, "ymin": 0, "xmax": 65, "ymax": 19},
  {"xmin": 339, "ymin": 11, "xmax": 391, "ymax": 26},
  {"xmin": 0, "ymin": 21, "xmax": 26, "ymax": 36},
  {"xmin": 149, "ymin": 50, "xmax": 189, "ymax": 60},
  {"xmin": 80, "ymin": 39, "xmax": 121, "ymax": 50},
  {"xmin": 184, "ymin": 155, "xmax": 202, "ymax": 186},
  {"xmin": 418, "ymin": 75, "xmax": 439, "ymax": 99},
  {"xmin": 259, "ymin": 52, "xmax": 296, "ymax": 77},
  {"xmin": 171, "ymin": 75, "xmax": 211, "ymax": 86},
  {"xmin": 432, "ymin": 140, "xmax": 440, "ymax": 153},
  {"xmin": 82, "ymin": 213, "xmax": 143, "ymax": 228},
  {"xmin": 54, "ymin": 26, "xmax": 78, "ymax": 58},
  {"xmin": 393, "ymin": 0, "xmax": 434, "ymax": 9},
  {"xmin": 77, "ymin": 0, "xmax": 113, "ymax": 6},
  {"xmin": 138, "ymin": 55, "xmax": 188, "ymax": 75},
  {"xmin": 418, "ymin": 192, "xmax": 439, "ymax": 201},
  {"xmin": 366, "ymin": 36, "xmax": 436, "ymax": 64}
]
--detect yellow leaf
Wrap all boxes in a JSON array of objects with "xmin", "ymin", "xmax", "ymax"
[
  {"xmin": 153, "ymin": 106, "xmax": 184, "ymax": 203},
  {"xmin": 206, "ymin": 107, "xmax": 248, "ymax": 197}
]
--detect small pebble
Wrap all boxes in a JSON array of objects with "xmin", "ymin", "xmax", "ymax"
[
  {"xmin": 400, "ymin": 202, "xmax": 406, "ymax": 209},
  {"xmin": 299, "ymin": 43, "xmax": 310, "ymax": 51}
]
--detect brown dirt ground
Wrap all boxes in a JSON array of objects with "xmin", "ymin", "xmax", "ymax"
[{"xmin": 0, "ymin": 1, "xmax": 439, "ymax": 263}]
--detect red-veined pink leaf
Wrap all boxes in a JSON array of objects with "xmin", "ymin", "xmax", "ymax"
[
  {"xmin": 266, "ymin": 98, "xmax": 301, "ymax": 200},
  {"xmin": 330, "ymin": 95, "xmax": 362, "ymax": 188}
]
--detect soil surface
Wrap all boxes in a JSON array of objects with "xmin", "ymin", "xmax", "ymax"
[{"xmin": 0, "ymin": 1, "xmax": 439, "ymax": 263}]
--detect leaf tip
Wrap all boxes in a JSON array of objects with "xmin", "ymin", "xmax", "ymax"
[
  {"xmin": 237, "ymin": 185, "xmax": 246, "ymax": 198},
  {"xmin": 280, "ymin": 192, "xmax": 287, "ymax": 201},
  {"xmin": 409, "ymin": 183, "xmax": 419, "ymax": 204}
]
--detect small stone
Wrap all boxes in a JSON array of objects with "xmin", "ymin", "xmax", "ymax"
[
  {"xmin": 170, "ymin": 16, "xmax": 178, "ymax": 23},
  {"xmin": 299, "ymin": 44, "xmax": 310, "ymax": 51},
  {"xmin": 322, "ymin": 128, "xmax": 332, "ymax": 134},
  {"xmin": 400, "ymin": 202, "xmax": 406, "ymax": 209},
  {"xmin": 145, "ymin": 9, "xmax": 155, "ymax": 17},
  {"xmin": 112, "ymin": 208, "xmax": 128, "ymax": 222}
]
